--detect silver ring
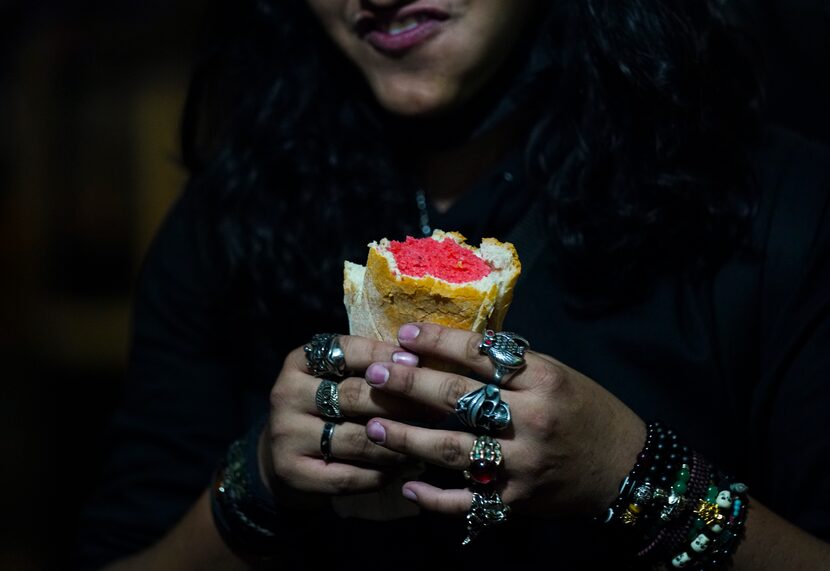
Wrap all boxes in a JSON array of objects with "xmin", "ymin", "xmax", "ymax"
[
  {"xmin": 478, "ymin": 330, "xmax": 529, "ymax": 385},
  {"xmin": 320, "ymin": 422, "xmax": 336, "ymax": 462},
  {"xmin": 455, "ymin": 384, "xmax": 511, "ymax": 432},
  {"xmin": 315, "ymin": 379, "xmax": 343, "ymax": 419},
  {"xmin": 463, "ymin": 435, "xmax": 503, "ymax": 485},
  {"xmin": 304, "ymin": 333, "xmax": 346, "ymax": 378},
  {"xmin": 462, "ymin": 490, "xmax": 511, "ymax": 546}
]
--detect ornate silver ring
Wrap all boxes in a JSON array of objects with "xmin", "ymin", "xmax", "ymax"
[
  {"xmin": 320, "ymin": 422, "xmax": 336, "ymax": 462},
  {"xmin": 304, "ymin": 333, "xmax": 346, "ymax": 378},
  {"xmin": 455, "ymin": 384, "xmax": 511, "ymax": 432},
  {"xmin": 462, "ymin": 490, "xmax": 511, "ymax": 546},
  {"xmin": 315, "ymin": 379, "xmax": 343, "ymax": 419},
  {"xmin": 478, "ymin": 330, "xmax": 529, "ymax": 385}
]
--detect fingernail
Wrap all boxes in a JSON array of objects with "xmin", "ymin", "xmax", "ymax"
[
  {"xmin": 392, "ymin": 351, "xmax": 419, "ymax": 366},
  {"xmin": 398, "ymin": 324, "xmax": 420, "ymax": 342},
  {"xmin": 366, "ymin": 363, "xmax": 389, "ymax": 387},
  {"xmin": 402, "ymin": 486, "xmax": 418, "ymax": 501},
  {"xmin": 367, "ymin": 421, "xmax": 386, "ymax": 444}
]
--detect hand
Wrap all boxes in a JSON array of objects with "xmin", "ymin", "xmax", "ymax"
[
  {"xmin": 362, "ymin": 323, "xmax": 647, "ymax": 518},
  {"xmin": 261, "ymin": 334, "xmax": 436, "ymax": 509}
]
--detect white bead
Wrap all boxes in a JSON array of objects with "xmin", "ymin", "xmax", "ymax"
[
  {"xmin": 716, "ymin": 490, "xmax": 733, "ymax": 509},
  {"xmin": 672, "ymin": 552, "xmax": 692, "ymax": 568}
]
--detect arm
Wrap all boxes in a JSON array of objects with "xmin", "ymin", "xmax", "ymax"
[
  {"xmin": 359, "ymin": 323, "xmax": 830, "ymax": 569},
  {"xmin": 103, "ymin": 491, "xmax": 244, "ymax": 571}
]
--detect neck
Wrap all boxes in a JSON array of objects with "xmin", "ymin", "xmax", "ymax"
[{"xmin": 412, "ymin": 112, "xmax": 531, "ymax": 212}]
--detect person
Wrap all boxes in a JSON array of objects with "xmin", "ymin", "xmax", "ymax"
[{"xmin": 74, "ymin": 0, "xmax": 830, "ymax": 569}]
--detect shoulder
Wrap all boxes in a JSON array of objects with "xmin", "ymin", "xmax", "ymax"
[
  {"xmin": 747, "ymin": 125, "xmax": 830, "ymax": 337},
  {"xmin": 750, "ymin": 125, "xmax": 830, "ymax": 213}
]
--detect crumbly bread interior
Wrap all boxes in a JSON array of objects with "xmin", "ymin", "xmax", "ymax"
[{"xmin": 343, "ymin": 230, "xmax": 521, "ymax": 344}]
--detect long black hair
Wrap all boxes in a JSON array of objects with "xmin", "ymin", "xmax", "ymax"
[{"xmin": 181, "ymin": 0, "xmax": 761, "ymax": 319}]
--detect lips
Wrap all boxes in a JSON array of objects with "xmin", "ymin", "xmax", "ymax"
[{"xmin": 356, "ymin": 7, "xmax": 450, "ymax": 55}]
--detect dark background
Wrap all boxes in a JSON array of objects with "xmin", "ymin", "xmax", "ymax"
[{"xmin": 1, "ymin": 1, "xmax": 828, "ymax": 569}]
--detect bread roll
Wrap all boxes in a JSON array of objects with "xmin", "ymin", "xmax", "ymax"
[{"xmin": 344, "ymin": 230, "xmax": 521, "ymax": 344}]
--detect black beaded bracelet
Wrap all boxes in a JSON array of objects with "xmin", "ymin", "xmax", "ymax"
[{"xmin": 211, "ymin": 417, "xmax": 283, "ymax": 561}]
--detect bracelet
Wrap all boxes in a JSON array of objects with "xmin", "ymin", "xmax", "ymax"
[
  {"xmin": 598, "ymin": 421, "xmax": 750, "ymax": 570},
  {"xmin": 211, "ymin": 417, "xmax": 282, "ymax": 561}
]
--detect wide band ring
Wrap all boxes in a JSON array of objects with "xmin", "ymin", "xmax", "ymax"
[
  {"xmin": 462, "ymin": 490, "xmax": 511, "ymax": 546},
  {"xmin": 304, "ymin": 333, "xmax": 346, "ymax": 378},
  {"xmin": 478, "ymin": 330, "xmax": 530, "ymax": 385},
  {"xmin": 320, "ymin": 422, "xmax": 336, "ymax": 462},
  {"xmin": 455, "ymin": 384, "xmax": 511, "ymax": 432},
  {"xmin": 315, "ymin": 379, "xmax": 343, "ymax": 420},
  {"xmin": 464, "ymin": 435, "xmax": 503, "ymax": 486}
]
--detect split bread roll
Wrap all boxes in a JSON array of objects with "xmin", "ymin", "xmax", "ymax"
[
  {"xmin": 344, "ymin": 230, "xmax": 522, "ymax": 344},
  {"xmin": 335, "ymin": 230, "xmax": 520, "ymax": 522}
]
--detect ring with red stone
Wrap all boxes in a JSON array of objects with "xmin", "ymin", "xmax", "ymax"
[{"xmin": 464, "ymin": 435, "xmax": 503, "ymax": 486}]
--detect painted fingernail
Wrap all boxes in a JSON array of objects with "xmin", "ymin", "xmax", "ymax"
[
  {"xmin": 402, "ymin": 486, "xmax": 418, "ymax": 501},
  {"xmin": 367, "ymin": 421, "xmax": 386, "ymax": 444},
  {"xmin": 392, "ymin": 351, "xmax": 419, "ymax": 366},
  {"xmin": 366, "ymin": 363, "xmax": 389, "ymax": 387},
  {"xmin": 398, "ymin": 324, "xmax": 420, "ymax": 342}
]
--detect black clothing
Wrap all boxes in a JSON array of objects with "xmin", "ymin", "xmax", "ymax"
[{"xmin": 75, "ymin": 126, "xmax": 830, "ymax": 569}]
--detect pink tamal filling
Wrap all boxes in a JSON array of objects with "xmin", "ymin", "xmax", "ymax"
[{"xmin": 388, "ymin": 236, "xmax": 492, "ymax": 283}]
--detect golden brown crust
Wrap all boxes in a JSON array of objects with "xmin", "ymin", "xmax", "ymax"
[{"xmin": 365, "ymin": 247, "xmax": 499, "ymax": 343}]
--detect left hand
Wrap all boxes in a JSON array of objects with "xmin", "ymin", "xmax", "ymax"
[{"xmin": 362, "ymin": 323, "xmax": 647, "ymax": 518}]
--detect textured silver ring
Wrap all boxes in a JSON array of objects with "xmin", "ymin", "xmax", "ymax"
[
  {"xmin": 320, "ymin": 422, "xmax": 336, "ymax": 462},
  {"xmin": 455, "ymin": 384, "xmax": 511, "ymax": 432},
  {"xmin": 304, "ymin": 333, "xmax": 346, "ymax": 378},
  {"xmin": 462, "ymin": 490, "xmax": 511, "ymax": 546},
  {"xmin": 315, "ymin": 379, "xmax": 343, "ymax": 419},
  {"xmin": 478, "ymin": 330, "xmax": 530, "ymax": 385}
]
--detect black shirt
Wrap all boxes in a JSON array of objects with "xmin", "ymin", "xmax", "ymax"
[{"xmin": 75, "ymin": 126, "xmax": 830, "ymax": 569}]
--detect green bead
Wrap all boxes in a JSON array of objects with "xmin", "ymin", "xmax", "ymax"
[
  {"xmin": 672, "ymin": 481, "xmax": 688, "ymax": 494},
  {"xmin": 676, "ymin": 468, "xmax": 691, "ymax": 482},
  {"xmin": 706, "ymin": 486, "xmax": 719, "ymax": 502}
]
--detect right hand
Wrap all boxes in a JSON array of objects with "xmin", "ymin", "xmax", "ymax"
[{"xmin": 260, "ymin": 335, "xmax": 432, "ymax": 509}]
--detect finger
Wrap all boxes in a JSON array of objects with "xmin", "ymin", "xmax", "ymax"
[
  {"xmin": 401, "ymin": 481, "xmax": 472, "ymax": 516},
  {"xmin": 287, "ymin": 335, "xmax": 419, "ymax": 375},
  {"xmin": 366, "ymin": 419, "xmax": 476, "ymax": 471},
  {"xmin": 292, "ymin": 456, "xmax": 392, "ymax": 495},
  {"xmin": 365, "ymin": 362, "xmax": 483, "ymax": 412},
  {"xmin": 396, "ymin": 323, "xmax": 539, "ymax": 386},
  {"xmin": 303, "ymin": 376, "xmax": 443, "ymax": 420},
  {"xmin": 325, "ymin": 420, "xmax": 410, "ymax": 466}
]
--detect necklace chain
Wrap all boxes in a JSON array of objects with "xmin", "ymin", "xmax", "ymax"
[{"xmin": 415, "ymin": 188, "xmax": 431, "ymax": 237}]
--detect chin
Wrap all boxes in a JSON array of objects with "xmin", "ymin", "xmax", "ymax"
[{"xmin": 372, "ymin": 79, "xmax": 461, "ymax": 118}]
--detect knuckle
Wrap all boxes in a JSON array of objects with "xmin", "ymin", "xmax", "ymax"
[
  {"xmin": 524, "ymin": 402, "xmax": 558, "ymax": 436},
  {"xmin": 345, "ymin": 427, "xmax": 371, "ymax": 456},
  {"xmin": 441, "ymin": 375, "xmax": 471, "ymax": 407},
  {"xmin": 465, "ymin": 334, "xmax": 482, "ymax": 362},
  {"xmin": 426, "ymin": 324, "xmax": 450, "ymax": 352},
  {"xmin": 395, "ymin": 364, "xmax": 417, "ymax": 396},
  {"xmin": 436, "ymin": 435, "xmax": 466, "ymax": 466},
  {"xmin": 337, "ymin": 380, "xmax": 361, "ymax": 413}
]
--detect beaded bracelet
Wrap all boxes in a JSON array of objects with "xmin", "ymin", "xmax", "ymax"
[
  {"xmin": 667, "ymin": 477, "xmax": 749, "ymax": 569},
  {"xmin": 598, "ymin": 421, "xmax": 750, "ymax": 570},
  {"xmin": 211, "ymin": 419, "xmax": 282, "ymax": 561}
]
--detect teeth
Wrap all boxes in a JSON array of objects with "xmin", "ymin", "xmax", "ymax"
[{"xmin": 383, "ymin": 16, "xmax": 423, "ymax": 36}]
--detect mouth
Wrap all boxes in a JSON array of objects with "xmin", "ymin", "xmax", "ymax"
[{"xmin": 355, "ymin": 7, "xmax": 450, "ymax": 55}]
